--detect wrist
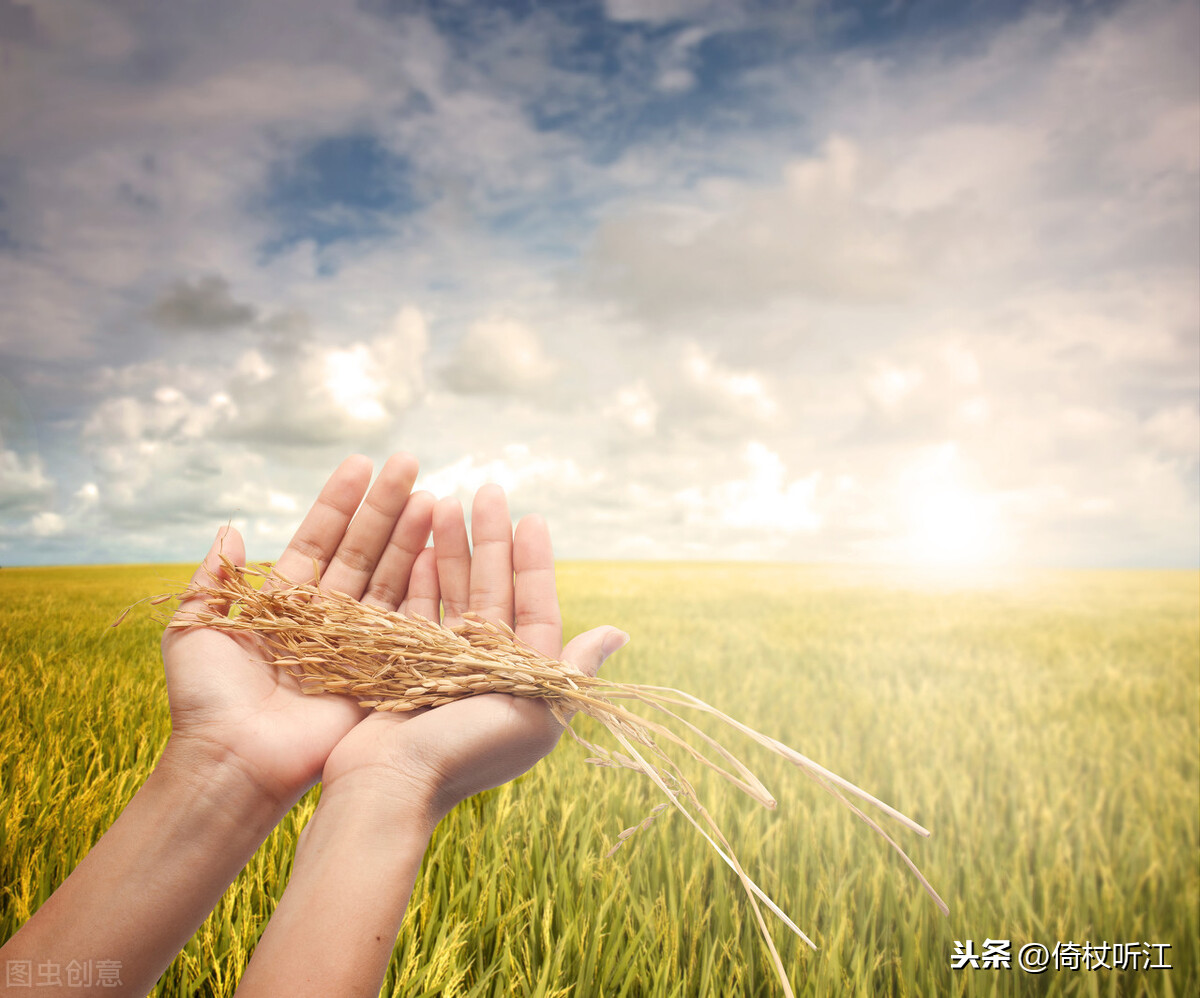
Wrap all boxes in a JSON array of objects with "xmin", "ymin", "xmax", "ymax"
[
  {"xmin": 317, "ymin": 764, "xmax": 447, "ymax": 843},
  {"xmin": 159, "ymin": 732, "xmax": 292, "ymax": 835},
  {"xmin": 237, "ymin": 770, "xmax": 435, "ymax": 997}
]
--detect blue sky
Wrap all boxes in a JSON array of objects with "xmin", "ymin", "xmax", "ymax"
[{"xmin": 0, "ymin": 0, "xmax": 1196, "ymax": 569}]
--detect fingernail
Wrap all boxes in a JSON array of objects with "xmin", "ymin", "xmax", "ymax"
[{"xmin": 601, "ymin": 629, "xmax": 630, "ymax": 661}]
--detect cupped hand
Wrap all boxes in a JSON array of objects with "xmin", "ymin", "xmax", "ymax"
[
  {"xmin": 320, "ymin": 484, "xmax": 627, "ymax": 824},
  {"xmin": 161, "ymin": 453, "xmax": 435, "ymax": 808}
]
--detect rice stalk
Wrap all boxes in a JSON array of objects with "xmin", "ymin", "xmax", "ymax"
[{"xmin": 121, "ymin": 556, "xmax": 947, "ymax": 997}]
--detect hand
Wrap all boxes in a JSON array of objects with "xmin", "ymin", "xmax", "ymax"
[
  {"xmin": 0, "ymin": 454, "xmax": 437, "ymax": 998},
  {"xmin": 233, "ymin": 481, "xmax": 627, "ymax": 997},
  {"xmin": 319, "ymin": 483, "xmax": 628, "ymax": 826},
  {"xmin": 161, "ymin": 453, "xmax": 435, "ymax": 808}
]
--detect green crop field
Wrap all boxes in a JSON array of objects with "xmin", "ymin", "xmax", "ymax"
[{"xmin": 1, "ymin": 562, "xmax": 1197, "ymax": 997}]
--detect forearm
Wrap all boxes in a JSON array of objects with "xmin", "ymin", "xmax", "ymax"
[
  {"xmin": 235, "ymin": 779, "xmax": 439, "ymax": 998},
  {"xmin": 0, "ymin": 736, "xmax": 286, "ymax": 997}
]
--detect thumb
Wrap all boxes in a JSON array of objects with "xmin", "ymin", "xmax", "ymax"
[
  {"xmin": 175, "ymin": 525, "xmax": 246, "ymax": 622},
  {"xmin": 561, "ymin": 626, "xmax": 629, "ymax": 679}
]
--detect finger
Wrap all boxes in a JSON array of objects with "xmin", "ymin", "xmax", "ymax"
[
  {"xmin": 160, "ymin": 526, "xmax": 245, "ymax": 656},
  {"xmin": 467, "ymin": 484, "xmax": 514, "ymax": 628},
  {"xmin": 512, "ymin": 514, "xmax": 561, "ymax": 659},
  {"xmin": 433, "ymin": 496, "xmax": 471, "ymax": 625},
  {"xmin": 270, "ymin": 454, "xmax": 373, "ymax": 589},
  {"xmin": 320, "ymin": 452, "xmax": 420, "ymax": 600},
  {"xmin": 362, "ymin": 489, "xmax": 435, "ymax": 610},
  {"xmin": 399, "ymin": 546, "xmax": 440, "ymax": 621},
  {"xmin": 170, "ymin": 525, "xmax": 246, "ymax": 626},
  {"xmin": 561, "ymin": 626, "xmax": 629, "ymax": 679}
]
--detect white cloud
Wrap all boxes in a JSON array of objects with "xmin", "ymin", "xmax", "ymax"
[
  {"xmin": 0, "ymin": 0, "xmax": 1195, "ymax": 567},
  {"xmin": 604, "ymin": 382, "xmax": 659, "ymax": 435},
  {"xmin": 267, "ymin": 490, "xmax": 298, "ymax": 512},
  {"xmin": 655, "ymin": 67, "xmax": 696, "ymax": 94},
  {"xmin": 939, "ymin": 343, "xmax": 980, "ymax": 387},
  {"xmin": 324, "ymin": 345, "xmax": 387, "ymax": 423},
  {"xmin": 677, "ymin": 442, "xmax": 821, "ymax": 535},
  {"xmin": 582, "ymin": 136, "xmax": 937, "ymax": 317},
  {"xmin": 30, "ymin": 512, "xmax": 65, "ymax": 537},
  {"xmin": 441, "ymin": 318, "xmax": 557, "ymax": 396},
  {"xmin": 138, "ymin": 63, "xmax": 373, "ymax": 128},
  {"xmin": 415, "ymin": 444, "xmax": 601, "ymax": 505},
  {"xmin": 682, "ymin": 345, "xmax": 777, "ymax": 422},
  {"xmin": 235, "ymin": 351, "xmax": 274, "ymax": 384},
  {"xmin": 604, "ymin": 0, "xmax": 720, "ymax": 24},
  {"xmin": 0, "ymin": 443, "xmax": 54, "ymax": 514},
  {"xmin": 1143, "ymin": 405, "xmax": 1200, "ymax": 458},
  {"xmin": 866, "ymin": 365, "xmax": 925, "ymax": 413},
  {"xmin": 222, "ymin": 305, "xmax": 428, "ymax": 445},
  {"xmin": 83, "ymin": 387, "xmax": 226, "ymax": 446},
  {"xmin": 72, "ymin": 305, "xmax": 429, "ymax": 535}
]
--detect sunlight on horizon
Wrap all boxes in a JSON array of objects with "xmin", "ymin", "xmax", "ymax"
[{"xmin": 901, "ymin": 483, "xmax": 1005, "ymax": 571}]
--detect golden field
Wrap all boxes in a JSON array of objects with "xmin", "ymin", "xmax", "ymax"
[{"xmin": 2, "ymin": 562, "xmax": 1196, "ymax": 996}]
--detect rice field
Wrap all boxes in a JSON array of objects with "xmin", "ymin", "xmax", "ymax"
[{"xmin": 1, "ymin": 562, "xmax": 1196, "ymax": 997}]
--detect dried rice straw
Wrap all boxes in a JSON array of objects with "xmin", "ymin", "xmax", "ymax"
[{"xmin": 123, "ymin": 556, "xmax": 947, "ymax": 997}]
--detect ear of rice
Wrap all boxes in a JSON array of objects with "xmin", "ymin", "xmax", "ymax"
[{"xmin": 121, "ymin": 557, "xmax": 947, "ymax": 998}]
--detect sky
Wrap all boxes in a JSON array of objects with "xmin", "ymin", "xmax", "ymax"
[{"xmin": 0, "ymin": 0, "xmax": 1197, "ymax": 569}]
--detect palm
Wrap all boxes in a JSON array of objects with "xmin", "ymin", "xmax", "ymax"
[
  {"xmin": 164, "ymin": 625, "xmax": 364, "ymax": 801},
  {"xmin": 323, "ymin": 690, "xmax": 565, "ymax": 811},
  {"xmin": 322, "ymin": 484, "xmax": 618, "ymax": 817},
  {"xmin": 162, "ymin": 454, "xmax": 434, "ymax": 806}
]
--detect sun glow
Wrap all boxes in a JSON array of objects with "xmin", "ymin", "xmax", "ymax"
[
  {"xmin": 324, "ymin": 346, "xmax": 386, "ymax": 422},
  {"xmin": 903, "ymin": 485, "xmax": 1000, "ymax": 568},
  {"xmin": 893, "ymin": 444, "xmax": 1007, "ymax": 572}
]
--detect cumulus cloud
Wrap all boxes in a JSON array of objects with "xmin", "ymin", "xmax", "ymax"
[
  {"xmin": 583, "ymin": 1, "xmax": 1198, "ymax": 335},
  {"xmin": 223, "ymin": 304, "xmax": 428, "ymax": 446},
  {"xmin": 0, "ymin": 442, "xmax": 53, "ymax": 514},
  {"xmin": 75, "ymin": 305, "xmax": 429, "ymax": 533},
  {"xmin": 604, "ymin": 0, "xmax": 718, "ymax": 23},
  {"xmin": 29, "ymin": 511, "xmax": 64, "ymax": 537},
  {"xmin": 0, "ymin": 0, "xmax": 1195, "ymax": 567},
  {"xmin": 603, "ymin": 382, "xmax": 659, "ymax": 436},
  {"xmin": 680, "ymin": 345, "xmax": 776, "ymax": 423},
  {"xmin": 416, "ymin": 443, "xmax": 600, "ymax": 504},
  {"xmin": 138, "ymin": 62, "xmax": 374, "ymax": 130},
  {"xmin": 581, "ymin": 137, "xmax": 945, "ymax": 317},
  {"xmin": 441, "ymin": 319, "xmax": 558, "ymax": 396},
  {"xmin": 677, "ymin": 441, "xmax": 821, "ymax": 535},
  {"xmin": 1143, "ymin": 404, "xmax": 1200, "ymax": 459},
  {"xmin": 866, "ymin": 365, "xmax": 925, "ymax": 414},
  {"xmin": 603, "ymin": 342, "xmax": 778, "ymax": 444}
]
